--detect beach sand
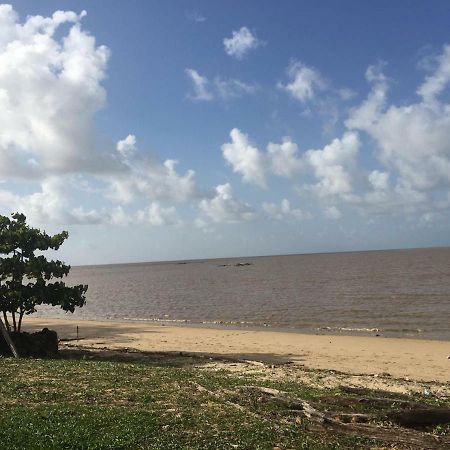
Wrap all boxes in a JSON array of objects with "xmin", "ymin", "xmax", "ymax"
[{"xmin": 24, "ymin": 317, "xmax": 449, "ymax": 386}]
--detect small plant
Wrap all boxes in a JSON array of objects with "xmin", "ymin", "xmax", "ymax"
[{"xmin": 0, "ymin": 213, "xmax": 87, "ymax": 333}]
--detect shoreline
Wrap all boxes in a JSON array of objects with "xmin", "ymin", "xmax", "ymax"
[
  {"xmin": 24, "ymin": 316, "xmax": 450, "ymax": 385},
  {"xmin": 33, "ymin": 313, "xmax": 447, "ymax": 341}
]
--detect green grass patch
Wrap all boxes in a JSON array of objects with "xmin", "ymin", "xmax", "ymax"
[{"xmin": 0, "ymin": 355, "xmax": 445, "ymax": 449}]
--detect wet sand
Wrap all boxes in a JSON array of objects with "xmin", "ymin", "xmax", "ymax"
[{"xmin": 24, "ymin": 317, "xmax": 450, "ymax": 384}]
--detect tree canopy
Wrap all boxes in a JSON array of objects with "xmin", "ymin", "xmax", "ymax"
[{"xmin": 0, "ymin": 213, "xmax": 87, "ymax": 332}]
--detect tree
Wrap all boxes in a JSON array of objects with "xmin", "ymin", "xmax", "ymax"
[{"xmin": 0, "ymin": 213, "xmax": 87, "ymax": 333}]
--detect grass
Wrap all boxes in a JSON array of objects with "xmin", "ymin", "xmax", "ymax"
[{"xmin": 0, "ymin": 352, "xmax": 448, "ymax": 449}]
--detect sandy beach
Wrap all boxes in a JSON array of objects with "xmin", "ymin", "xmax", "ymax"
[{"xmin": 24, "ymin": 317, "xmax": 449, "ymax": 385}]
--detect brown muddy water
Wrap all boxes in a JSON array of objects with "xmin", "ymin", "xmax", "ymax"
[{"xmin": 36, "ymin": 247, "xmax": 450, "ymax": 340}]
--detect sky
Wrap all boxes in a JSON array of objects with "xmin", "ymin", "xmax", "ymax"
[{"xmin": 1, "ymin": 1, "xmax": 450, "ymax": 265}]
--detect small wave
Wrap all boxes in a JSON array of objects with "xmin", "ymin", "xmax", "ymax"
[
  {"xmin": 318, "ymin": 326, "xmax": 424, "ymax": 334},
  {"xmin": 319, "ymin": 326, "xmax": 380, "ymax": 333},
  {"xmin": 122, "ymin": 317, "xmax": 272, "ymax": 327},
  {"xmin": 123, "ymin": 317, "xmax": 189, "ymax": 323},
  {"xmin": 383, "ymin": 328, "xmax": 423, "ymax": 333}
]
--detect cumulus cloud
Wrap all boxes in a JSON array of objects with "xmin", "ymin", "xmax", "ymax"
[
  {"xmin": 185, "ymin": 68, "xmax": 257, "ymax": 101},
  {"xmin": 116, "ymin": 135, "xmax": 137, "ymax": 159},
  {"xmin": 222, "ymin": 128, "xmax": 267, "ymax": 187},
  {"xmin": 221, "ymin": 129, "xmax": 304, "ymax": 187},
  {"xmin": 304, "ymin": 132, "xmax": 360, "ymax": 197},
  {"xmin": 136, "ymin": 202, "xmax": 180, "ymax": 226},
  {"xmin": 267, "ymin": 139, "xmax": 303, "ymax": 178},
  {"xmin": 346, "ymin": 49, "xmax": 450, "ymax": 193},
  {"xmin": 278, "ymin": 60, "xmax": 357, "ymax": 134},
  {"xmin": 0, "ymin": 174, "xmax": 182, "ymax": 228},
  {"xmin": 0, "ymin": 6, "xmax": 197, "ymax": 226},
  {"xmin": 198, "ymin": 183, "xmax": 255, "ymax": 224},
  {"xmin": 368, "ymin": 170, "xmax": 389, "ymax": 191},
  {"xmin": 0, "ymin": 176, "xmax": 103, "ymax": 225},
  {"xmin": 108, "ymin": 137, "xmax": 197, "ymax": 204},
  {"xmin": 278, "ymin": 60, "xmax": 327, "ymax": 102},
  {"xmin": 223, "ymin": 27, "xmax": 262, "ymax": 59},
  {"xmin": 0, "ymin": 5, "xmax": 111, "ymax": 178},
  {"xmin": 417, "ymin": 45, "xmax": 450, "ymax": 104},
  {"xmin": 263, "ymin": 198, "xmax": 311, "ymax": 221}
]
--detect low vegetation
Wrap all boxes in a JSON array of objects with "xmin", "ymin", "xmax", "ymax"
[{"xmin": 0, "ymin": 349, "xmax": 448, "ymax": 449}]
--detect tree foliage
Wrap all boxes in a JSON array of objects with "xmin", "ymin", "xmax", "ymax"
[{"xmin": 0, "ymin": 213, "xmax": 87, "ymax": 332}]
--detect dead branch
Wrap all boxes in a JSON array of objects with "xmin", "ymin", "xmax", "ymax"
[
  {"xmin": 191, "ymin": 382, "xmax": 263, "ymax": 420},
  {"xmin": 387, "ymin": 408, "xmax": 450, "ymax": 428},
  {"xmin": 238, "ymin": 385, "xmax": 450, "ymax": 449}
]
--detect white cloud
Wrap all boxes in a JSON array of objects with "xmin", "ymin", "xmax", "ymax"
[
  {"xmin": 267, "ymin": 139, "xmax": 303, "ymax": 178},
  {"xmin": 221, "ymin": 130, "xmax": 305, "ymax": 186},
  {"xmin": 223, "ymin": 27, "xmax": 261, "ymax": 59},
  {"xmin": 185, "ymin": 69, "xmax": 257, "ymax": 102},
  {"xmin": 346, "ymin": 51, "xmax": 450, "ymax": 193},
  {"xmin": 0, "ymin": 5, "xmax": 111, "ymax": 178},
  {"xmin": 109, "ymin": 138, "xmax": 197, "ymax": 204},
  {"xmin": 324, "ymin": 206, "xmax": 342, "ymax": 220},
  {"xmin": 222, "ymin": 128, "xmax": 267, "ymax": 187},
  {"xmin": 278, "ymin": 61, "xmax": 357, "ymax": 135},
  {"xmin": 368, "ymin": 170, "xmax": 389, "ymax": 191},
  {"xmin": 214, "ymin": 77, "xmax": 258, "ymax": 100},
  {"xmin": 0, "ymin": 6, "xmax": 198, "ymax": 226},
  {"xmin": 116, "ymin": 135, "xmax": 137, "ymax": 159},
  {"xmin": 185, "ymin": 68, "xmax": 213, "ymax": 101},
  {"xmin": 0, "ymin": 175, "xmax": 183, "ymax": 227},
  {"xmin": 0, "ymin": 176, "xmax": 102, "ymax": 225},
  {"xmin": 304, "ymin": 132, "xmax": 360, "ymax": 197},
  {"xmin": 417, "ymin": 45, "xmax": 450, "ymax": 104},
  {"xmin": 278, "ymin": 60, "xmax": 327, "ymax": 102},
  {"xmin": 136, "ymin": 202, "xmax": 180, "ymax": 226},
  {"xmin": 349, "ymin": 184, "xmax": 429, "ymax": 217},
  {"xmin": 263, "ymin": 198, "xmax": 311, "ymax": 221},
  {"xmin": 109, "ymin": 206, "xmax": 130, "ymax": 226},
  {"xmin": 198, "ymin": 183, "xmax": 255, "ymax": 224}
]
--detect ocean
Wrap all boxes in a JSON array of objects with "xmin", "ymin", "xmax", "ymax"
[{"xmin": 36, "ymin": 247, "xmax": 450, "ymax": 340}]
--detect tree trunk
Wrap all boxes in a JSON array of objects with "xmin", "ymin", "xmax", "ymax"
[
  {"xmin": 2, "ymin": 311, "xmax": 10, "ymax": 332},
  {"xmin": 0, "ymin": 316, "xmax": 19, "ymax": 358},
  {"xmin": 18, "ymin": 310, "xmax": 24, "ymax": 333},
  {"xmin": 11, "ymin": 311, "xmax": 17, "ymax": 333}
]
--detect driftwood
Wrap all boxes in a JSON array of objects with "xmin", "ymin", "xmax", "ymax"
[
  {"xmin": 192, "ymin": 382, "xmax": 262, "ymax": 420},
  {"xmin": 238, "ymin": 385, "xmax": 450, "ymax": 449},
  {"xmin": 387, "ymin": 408, "xmax": 450, "ymax": 428},
  {"xmin": 189, "ymin": 383, "xmax": 450, "ymax": 448},
  {"xmin": 322, "ymin": 393, "xmax": 426, "ymax": 409}
]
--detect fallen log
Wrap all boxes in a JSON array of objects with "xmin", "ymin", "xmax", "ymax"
[
  {"xmin": 387, "ymin": 408, "xmax": 450, "ymax": 428},
  {"xmin": 239, "ymin": 385, "xmax": 450, "ymax": 449}
]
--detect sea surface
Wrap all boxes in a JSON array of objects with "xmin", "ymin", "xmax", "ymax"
[{"xmin": 36, "ymin": 248, "xmax": 450, "ymax": 340}]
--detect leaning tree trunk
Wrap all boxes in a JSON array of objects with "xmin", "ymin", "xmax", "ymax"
[{"xmin": 0, "ymin": 316, "xmax": 19, "ymax": 358}]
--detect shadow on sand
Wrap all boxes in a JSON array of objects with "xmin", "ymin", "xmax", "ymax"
[
  {"xmin": 24, "ymin": 320, "xmax": 163, "ymax": 340},
  {"xmin": 56, "ymin": 345, "xmax": 299, "ymax": 368},
  {"xmin": 22, "ymin": 320, "xmax": 307, "ymax": 367}
]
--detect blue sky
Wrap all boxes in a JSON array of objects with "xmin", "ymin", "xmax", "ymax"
[{"xmin": 1, "ymin": 1, "xmax": 450, "ymax": 264}]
